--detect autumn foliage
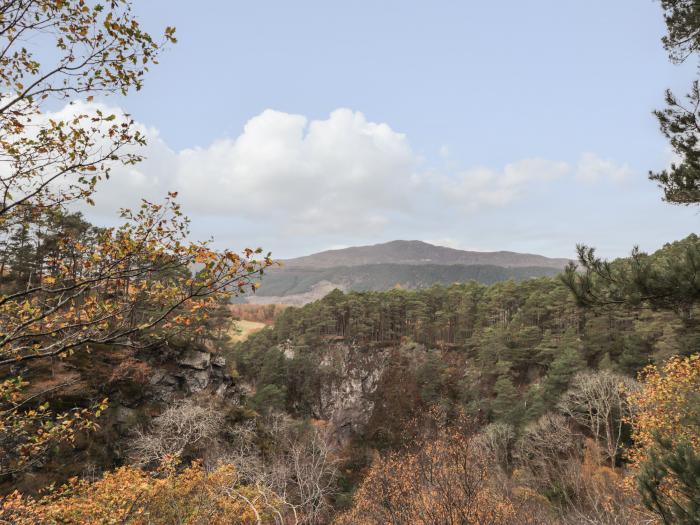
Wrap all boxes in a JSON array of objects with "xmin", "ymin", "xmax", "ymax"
[
  {"xmin": 0, "ymin": 0, "xmax": 272, "ymax": 488},
  {"xmin": 629, "ymin": 354, "xmax": 700, "ymax": 465},
  {"xmin": 334, "ymin": 421, "xmax": 543, "ymax": 525},
  {"xmin": 1, "ymin": 461, "xmax": 281, "ymax": 524},
  {"xmin": 628, "ymin": 354, "xmax": 700, "ymax": 522},
  {"xmin": 1, "ymin": 1, "xmax": 699, "ymax": 524}
]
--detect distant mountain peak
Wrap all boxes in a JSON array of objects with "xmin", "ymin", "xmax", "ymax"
[{"xmin": 283, "ymin": 240, "xmax": 570, "ymax": 270}]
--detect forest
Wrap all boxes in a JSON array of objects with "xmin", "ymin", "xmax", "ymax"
[
  {"xmin": 242, "ymin": 262, "xmax": 561, "ymax": 299},
  {"xmin": 231, "ymin": 240, "xmax": 699, "ymax": 520},
  {"xmin": 0, "ymin": 0, "xmax": 699, "ymax": 524}
]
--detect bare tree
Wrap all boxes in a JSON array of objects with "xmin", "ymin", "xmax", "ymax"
[
  {"xmin": 286, "ymin": 427, "xmax": 337, "ymax": 524},
  {"xmin": 558, "ymin": 441, "xmax": 657, "ymax": 525},
  {"xmin": 514, "ymin": 413, "xmax": 583, "ymax": 494},
  {"xmin": 224, "ymin": 413, "xmax": 337, "ymax": 525},
  {"xmin": 557, "ymin": 370, "xmax": 639, "ymax": 467},
  {"xmin": 477, "ymin": 422, "xmax": 516, "ymax": 472},
  {"xmin": 130, "ymin": 398, "xmax": 225, "ymax": 466},
  {"xmin": 515, "ymin": 412, "xmax": 653, "ymax": 525}
]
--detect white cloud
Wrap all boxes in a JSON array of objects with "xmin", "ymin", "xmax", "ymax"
[
  {"xmin": 36, "ymin": 102, "xmax": 635, "ymax": 246},
  {"xmin": 84, "ymin": 107, "xmax": 424, "ymax": 235},
  {"xmin": 575, "ymin": 152, "xmax": 633, "ymax": 183},
  {"xmin": 440, "ymin": 158, "xmax": 570, "ymax": 211}
]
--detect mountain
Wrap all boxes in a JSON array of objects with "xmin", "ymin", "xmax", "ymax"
[
  {"xmin": 283, "ymin": 240, "xmax": 570, "ymax": 270},
  {"xmin": 245, "ymin": 240, "xmax": 570, "ymax": 305}
]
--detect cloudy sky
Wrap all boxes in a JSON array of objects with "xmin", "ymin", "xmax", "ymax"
[{"xmin": 72, "ymin": 1, "xmax": 698, "ymax": 259}]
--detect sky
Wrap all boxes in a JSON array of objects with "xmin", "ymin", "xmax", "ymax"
[{"xmin": 71, "ymin": 0, "xmax": 698, "ymax": 259}]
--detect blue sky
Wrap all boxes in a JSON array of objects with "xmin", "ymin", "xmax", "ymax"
[{"xmin": 78, "ymin": 1, "xmax": 698, "ymax": 259}]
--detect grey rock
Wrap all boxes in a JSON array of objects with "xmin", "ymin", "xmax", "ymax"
[
  {"xmin": 279, "ymin": 340, "xmax": 296, "ymax": 359},
  {"xmin": 215, "ymin": 383, "xmax": 228, "ymax": 397},
  {"xmin": 177, "ymin": 349, "xmax": 211, "ymax": 370},
  {"xmin": 161, "ymin": 374, "xmax": 179, "ymax": 386},
  {"xmin": 314, "ymin": 343, "xmax": 390, "ymax": 448},
  {"xmin": 185, "ymin": 369, "xmax": 210, "ymax": 392}
]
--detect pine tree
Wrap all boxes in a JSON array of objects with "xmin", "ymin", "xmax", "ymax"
[
  {"xmin": 617, "ymin": 333, "xmax": 653, "ymax": 376},
  {"xmin": 648, "ymin": 0, "xmax": 700, "ymax": 205},
  {"xmin": 492, "ymin": 374, "xmax": 521, "ymax": 426},
  {"xmin": 564, "ymin": 0, "xmax": 700, "ymax": 311},
  {"xmin": 523, "ymin": 383, "xmax": 546, "ymax": 422},
  {"xmin": 543, "ymin": 332, "xmax": 586, "ymax": 404},
  {"xmin": 637, "ymin": 436, "xmax": 700, "ymax": 525}
]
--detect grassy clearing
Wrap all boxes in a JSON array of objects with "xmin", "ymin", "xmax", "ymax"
[{"xmin": 230, "ymin": 319, "xmax": 267, "ymax": 343}]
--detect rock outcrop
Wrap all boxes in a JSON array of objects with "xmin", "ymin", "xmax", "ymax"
[
  {"xmin": 147, "ymin": 341, "xmax": 238, "ymax": 400},
  {"xmin": 177, "ymin": 349, "xmax": 211, "ymax": 370}
]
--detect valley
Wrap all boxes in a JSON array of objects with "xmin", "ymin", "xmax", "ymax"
[{"xmin": 2, "ymin": 2, "xmax": 699, "ymax": 524}]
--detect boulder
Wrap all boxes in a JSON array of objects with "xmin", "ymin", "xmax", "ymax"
[
  {"xmin": 177, "ymin": 349, "xmax": 211, "ymax": 370},
  {"xmin": 160, "ymin": 374, "xmax": 179, "ymax": 386}
]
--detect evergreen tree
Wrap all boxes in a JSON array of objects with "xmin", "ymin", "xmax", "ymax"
[
  {"xmin": 250, "ymin": 384, "xmax": 287, "ymax": 414},
  {"xmin": 637, "ymin": 436, "xmax": 700, "ymax": 525},
  {"xmin": 563, "ymin": 235, "xmax": 700, "ymax": 314},
  {"xmin": 416, "ymin": 352, "xmax": 445, "ymax": 404},
  {"xmin": 492, "ymin": 374, "xmax": 521, "ymax": 426},
  {"xmin": 648, "ymin": 0, "xmax": 700, "ymax": 205},
  {"xmin": 523, "ymin": 383, "xmax": 546, "ymax": 422},
  {"xmin": 564, "ymin": 0, "xmax": 700, "ymax": 313},
  {"xmin": 618, "ymin": 333, "xmax": 654, "ymax": 376},
  {"xmin": 543, "ymin": 332, "xmax": 586, "ymax": 404},
  {"xmin": 258, "ymin": 348, "xmax": 287, "ymax": 390}
]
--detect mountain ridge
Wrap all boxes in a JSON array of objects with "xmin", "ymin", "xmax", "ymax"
[
  {"xmin": 241, "ymin": 241, "xmax": 571, "ymax": 305},
  {"xmin": 282, "ymin": 239, "xmax": 570, "ymax": 270}
]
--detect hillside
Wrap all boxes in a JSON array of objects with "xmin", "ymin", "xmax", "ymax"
[
  {"xmin": 230, "ymin": 260, "xmax": 699, "ymax": 520},
  {"xmin": 247, "ymin": 263, "xmax": 563, "ymax": 305},
  {"xmin": 245, "ymin": 240, "xmax": 569, "ymax": 304},
  {"xmin": 283, "ymin": 240, "xmax": 570, "ymax": 269}
]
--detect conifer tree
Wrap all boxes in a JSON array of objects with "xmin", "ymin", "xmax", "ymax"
[
  {"xmin": 649, "ymin": 0, "xmax": 700, "ymax": 205},
  {"xmin": 492, "ymin": 374, "xmax": 521, "ymax": 425},
  {"xmin": 637, "ymin": 437, "xmax": 700, "ymax": 525},
  {"xmin": 543, "ymin": 334, "xmax": 586, "ymax": 404},
  {"xmin": 564, "ymin": 0, "xmax": 700, "ymax": 311},
  {"xmin": 618, "ymin": 333, "xmax": 654, "ymax": 376}
]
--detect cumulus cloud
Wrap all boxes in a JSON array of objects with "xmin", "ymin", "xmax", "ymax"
[
  {"xmin": 169, "ymin": 108, "xmax": 421, "ymax": 233},
  {"xmin": 39, "ymin": 102, "xmax": 634, "ymax": 244},
  {"xmin": 75, "ymin": 107, "xmax": 422, "ymax": 234},
  {"xmin": 575, "ymin": 152, "xmax": 633, "ymax": 183}
]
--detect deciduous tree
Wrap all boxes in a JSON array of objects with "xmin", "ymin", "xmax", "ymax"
[{"xmin": 0, "ymin": 0, "xmax": 273, "ymax": 481}]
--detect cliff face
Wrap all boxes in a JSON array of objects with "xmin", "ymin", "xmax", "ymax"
[
  {"xmin": 313, "ymin": 343, "xmax": 389, "ymax": 447},
  {"xmin": 150, "ymin": 343, "xmax": 234, "ymax": 399},
  {"xmin": 10, "ymin": 339, "xmax": 241, "ymax": 495},
  {"xmin": 249, "ymin": 339, "xmax": 436, "ymax": 450},
  {"xmin": 106, "ymin": 339, "xmax": 247, "ymax": 445},
  {"xmin": 18, "ymin": 333, "xmax": 436, "ymax": 493}
]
